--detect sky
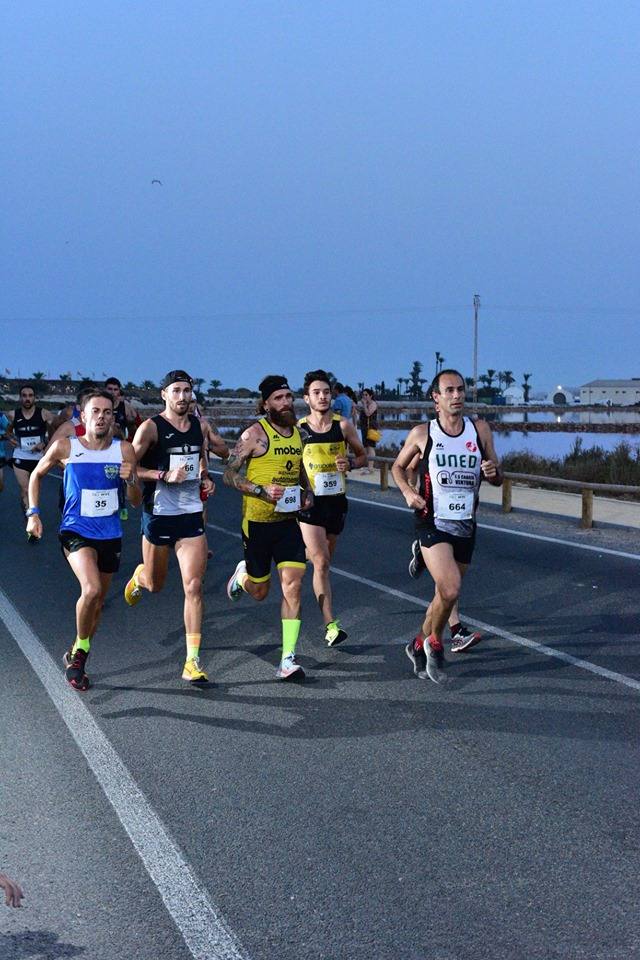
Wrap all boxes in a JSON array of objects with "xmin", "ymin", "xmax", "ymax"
[{"xmin": 1, "ymin": 1, "xmax": 638, "ymax": 393}]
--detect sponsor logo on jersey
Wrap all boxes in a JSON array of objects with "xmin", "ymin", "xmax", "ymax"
[
  {"xmin": 104, "ymin": 464, "xmax": 120, "ymax": 479},
  {"xmin": 273, "ymin": 445, "xmax": 301, "ymax": 456},
  {"xmin": 437, "ymin": 470, "xmax": 477, "ymax": 488},
  {"xmin": 435, "ymin": 453, "xmax": 478, "ymax": 468},
  {"xmin": 466, "ymin": 441, "xmax": 477, "ymax": 453}
]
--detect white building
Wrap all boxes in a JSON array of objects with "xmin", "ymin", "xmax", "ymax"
[{"xmin": 580, "ymin": 379, "xmax": 640, "ymax": 406}]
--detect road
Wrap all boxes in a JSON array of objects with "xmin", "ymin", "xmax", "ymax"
[{"xmin": 1, "ymin": 470, "xmax": 639, "ymax": 960}]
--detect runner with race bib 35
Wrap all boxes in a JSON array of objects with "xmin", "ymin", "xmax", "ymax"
[{"xmin": 392, "ymin": 369, "xmax": 502, "ymax": 684}]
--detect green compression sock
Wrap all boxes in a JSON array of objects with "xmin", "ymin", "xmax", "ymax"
[
  {"xmin": 72, "ymin": 636, "xmax": 91, "ymax": 655},
  {"xmin": 282, "ymin": 619, "xmax": 301, "ymax": 658}
]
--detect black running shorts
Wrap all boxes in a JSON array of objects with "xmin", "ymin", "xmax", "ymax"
[
  {"xmin": 299, "ymin": 494, "xmax": 348, "ymax": 536},
  {"xmin": 13, "ymin": 458, "xmax": 40, "ymax": 474},
  {"xmin": 59, "ymin": 531, "xmax": 122, "ymax": 573},
  {"xmin": 415, "ymin": 524, "xmax": 476, "ymax": 565},
  {"xmin": 142, "ymin": 511, "xmax": 204, "ymax": 547},
  {"xmin": 241, "ymin": 518, "xmax": 306, "ymax": 582}
]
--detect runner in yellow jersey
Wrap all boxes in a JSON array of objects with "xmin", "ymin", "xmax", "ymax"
[
  {"xmin": 298, "ymin": 370, "xmax": 366, "ymax": 646},
  {"xmin": 223, "ymin": 375, "xmax": 312, "ymax": 680}
]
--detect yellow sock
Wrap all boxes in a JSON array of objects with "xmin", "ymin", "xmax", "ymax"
[
  {"xmin": 186, "ymin": 633, "xmax": 201, "ymax": 660},
  {"xmin": 72, "ymin": 636, "xmax": 91, "ymax": 655}
]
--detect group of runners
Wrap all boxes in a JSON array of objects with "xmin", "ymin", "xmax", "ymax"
[{"xmin": 6, "ymin": 366, "xmax": 501, "ymax": 693}]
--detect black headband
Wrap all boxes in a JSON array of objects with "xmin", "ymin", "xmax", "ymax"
[{"xmin": 260, "ymin": 376, "xmax": 290, "ymax": 402}]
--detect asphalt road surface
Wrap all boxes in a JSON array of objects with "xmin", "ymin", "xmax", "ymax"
[{"xmin": 1, "ymin": 469, "xmax": 639, "ymax": 960}]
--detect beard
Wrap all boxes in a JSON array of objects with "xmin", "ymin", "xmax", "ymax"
[{"xmin": 269, "ymin": 407, "xmax": 296, "ymax": 428}]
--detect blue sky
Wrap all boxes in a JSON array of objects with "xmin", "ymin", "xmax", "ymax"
[{"xmin": 1, "ymin": 1, "xmax": 638, "ymax": 392}]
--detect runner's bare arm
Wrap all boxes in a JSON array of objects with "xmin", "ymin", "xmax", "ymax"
[
  {"xmin": 476, "ymin": 420, "xmax": 502, "ymax": 485},
  {"xmin": 131, "ymin": 418, "xmax": 162, "ymax": 482},
  {"xmin": 339, "ymin": 420, "xmax": 367, "ymax": 470},
  {"xmin": 223, "ymin": 426, "xmax": 271, "ymax": 498},
  {"xmin": 45, "ymin": 419, "xmax": 75, "ymax": 450},
  {"xmin": 26, "ymin": 438, "xmax": 71, "ymax": 538},
  {"xmin": 392, "ymin": 425, "xmax": 429, "ymax": 509},
  {"xmin": 120, "ymin": 440, "xmax": 143, "ymax": 507}
]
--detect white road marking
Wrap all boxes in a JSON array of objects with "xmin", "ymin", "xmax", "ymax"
[
  {"xmin": 205, "ymin": 474, "xmax": 640, "ymax": 561},
  {"xmin": 347, "ymin": 495, "xmax": 640, "ymax": 561},
  {"xmin": 207, "ymin": 522, "xmax": 640, "ymax": 693},
  {"xmin": 0, "ymin": 588, "xmax": 249, "ymax": 960}
]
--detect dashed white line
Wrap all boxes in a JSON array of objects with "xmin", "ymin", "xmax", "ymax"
[
  {"xmin": 207, "ymin": 522, "xmax": 640, "ymax": 693},
  {"xmin": 0, "ymin": 588, "xmax": 250, "ymax": 960}
]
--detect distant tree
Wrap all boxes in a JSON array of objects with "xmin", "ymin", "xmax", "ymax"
[
  {"xmin": 209, "ymin": 379, "xmax": 222, "ymax": 396},
  {"xmin": 522, "ymin": 373, "xmax": 532, "ymax": 404},
  {"xmin": 465, "ymin": 377, "xmax": 475, "ymax": 390},
  {"xmin": 32, "ymin": 371, "xmax": 45, "ymax": 380},
  {"xmin": 123, "ymin": 381, "xmax": 137, "ymax": 394},
  {"xmin": 503, "ymin": 370, "xmax": 515, "ymax": 388},
  {"xmin": 479, "ymin": 374, "xmax": 491, "ymax": 388},
  {"xmin": 409, "ymin": 361, "xmax": 426, "ymax": 399},
  {"xmin": 485, "ymin": 369, "xmax": 496, "ymax": 388},
  {"xmin": 59, "ymin": 373, "xmax": 72, "ymax": 382},
  {"xmin": 141, "ymin": 379, "xmax": 156, "ymax": 391}
]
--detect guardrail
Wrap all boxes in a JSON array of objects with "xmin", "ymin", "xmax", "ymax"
[{"xmin": 371, "ymin": 457, "xmax": 640, "ymax": 529}]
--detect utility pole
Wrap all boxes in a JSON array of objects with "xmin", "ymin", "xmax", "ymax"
[{"xmin": 472, "ymin": 294, "xmax": 480, "ymax": 404}]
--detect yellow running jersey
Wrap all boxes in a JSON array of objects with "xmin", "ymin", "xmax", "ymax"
[
  {"xmin": 298, "ymin": 415, "xmax": 347, "ymax": 497},
  {"xmin": 243, "ymin": 418, "xmax": 304, "ymax": 522}
]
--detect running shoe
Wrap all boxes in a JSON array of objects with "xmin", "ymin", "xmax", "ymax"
[
  {"xmin": 276, "ymin": 654, "xmax": 305, "ymax": 681},
  {"xmin": 408, "ymin": 539, "xmax": 425, "ymax": 579},
  {"xmin": 405, "ymin": 636, "xmax": 426, "ymax": 675},
  {"xmin": 124, "ymin": 563, "xmax": 145, "ymax": 606},
  {"xmin": 182, "ymin": 656, "xmax": 209, "ymax": 684},
  {"xmin": 325, "ymin": 619, "xmax": 348, "ymax": 646},
  {"xmin": 450, "ymin": 624, "xmax": 482, "ymax": 654},
  {"xmin": 421, "ymin": 642, "xmax": 447, "ymax": 684},
  {"xmin": 63, "ymin": 647, "xmax": 90, "ymax": 692},
  {"xmin": 226, "ymin": 560, "xmax": 247, "ymax": 601}
]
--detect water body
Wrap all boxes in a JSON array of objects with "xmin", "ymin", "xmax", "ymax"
[
  {"xmin": 383, "ymin": 408, "xmax": 640, "ymax": 425},
  {"xmin": 379, "ymin": 428, "xmax": 640, "ymax": 458}
]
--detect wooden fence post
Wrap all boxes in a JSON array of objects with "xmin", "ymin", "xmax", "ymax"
[
  {"xmin": 502, "ymin": 477, "xmax": 512, "ymax": 513},
  {"xmin": 581, "ymin": 489, "xmax": 594, "ymax": 528},
  {"xmin": 380, "ymin": 462, "xmax": 389, "ymax": 491}
]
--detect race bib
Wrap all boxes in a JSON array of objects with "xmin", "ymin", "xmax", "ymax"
[
  {"xmin": 169, "ymin": 452, "xmax": 199, "ymax": 478},
  {"xmin": 81, "ymin": 487, "xmax": 119, "ymax": 518},
  {"xmin": 313, "ymin": 471, "xmax": 345, "ymax": 496},
  {"xmin": 435, "ymin": 490, "xmax": 474, "ymax": 520},
  {"xmin": 275, "ymin": 485, "xmax": 301, "ymax": 513},
  {"xmin": 20, "ymin": 436, "xmax": 40, "ymax": 452}
]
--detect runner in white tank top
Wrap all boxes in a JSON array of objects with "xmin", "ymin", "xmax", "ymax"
[{"xmin": 392, "ymin": 370, "xmax": 502, "ymax": 683}]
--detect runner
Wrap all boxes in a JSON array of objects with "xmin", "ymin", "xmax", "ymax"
[
  {"xmin": 104, "ymin": 377, "xmax": 140, "ymax": 439},
  {"xmin": 6, "ymin": 384, "xmax": 55, "ymax": 515},
  {"xmin": 25, "ymin": 390, "xmax": 141, "ymax": 691},
  {"xmin": 188, "ymin": 397, "xmax": 230, "ymax": 558},
  {"xmin": 223, "ymin": 374, "xmax": 311, "ymax": 681},
  {"xmin": 0, "ymin": 405, "xmax": 10, "ymax": 495},
  {"xmin": 406, "ymin": 449, "xmax": 482, "ymax": 653},
  {"xmin": 47, "ymin": 385, "xmax": 100, "ymax": 445},
  {"xmin": 123, "ymin": 370, "xmax": 214, "ymax": 684},
  {"xmin": 298, "ymin": 369, "xmax": 366, "ymax": 645},
  {"xmin": 391, "ymin": 369, "xmax": 502, "ymax": 683}
]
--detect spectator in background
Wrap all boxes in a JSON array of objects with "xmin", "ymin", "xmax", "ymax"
[
  {"xmin": 358, "ymin": 388, "xmax": 379, "ymax": 474},
  {"xmin": 343, "ymin": 386, "xmax": 359, "ymax": 427},
  {"xmin": 332, "ymin": 383, "xmax": 352, "ymax": 420}
]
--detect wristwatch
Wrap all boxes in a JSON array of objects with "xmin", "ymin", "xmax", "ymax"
[{"xmin": 253, "ymin": 485, "xmax": 264, "ymax": 498}]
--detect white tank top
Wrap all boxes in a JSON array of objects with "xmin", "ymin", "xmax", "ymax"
[{"xmin": 418, "ymin": 417, "xmax": 483, "ymax": 537}]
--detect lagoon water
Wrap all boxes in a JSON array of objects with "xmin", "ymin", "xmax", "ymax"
[{"xmin": 379, "ymin": 428, "xmax": 640, "ymax": 458}]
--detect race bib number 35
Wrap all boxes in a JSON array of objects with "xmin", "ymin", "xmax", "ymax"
[
  {"xmin": 275, "ymin": 485, "xmax": 301, "ymax": 513},
  {"xmin": 435, "ymin": 490, "xmax": 474, "ymax": 520},
  {"xmin": 81, "ymin": 487, "xmax": 118, "ymax": 518},
  {"xmin": 313, "ymin": 471, "xmax": 345, "ymax": 496}
]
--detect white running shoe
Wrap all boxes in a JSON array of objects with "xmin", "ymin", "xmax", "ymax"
[
  {"xmin": 276, "ymin": 654, "xmax": 305, "ymax": 681},
  {"xmin": 226, "ymin": 560, "xmax": 247, "ymax": 601}
]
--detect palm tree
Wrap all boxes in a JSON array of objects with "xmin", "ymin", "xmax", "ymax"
[
  {"xmin": 503, "ymin": 370, "xmax": 515, "ymax": 388},
  {"xmin": 209, "ymin": 378, "xmax": 222, "ymax": 396},
  {"xmin": 141, "ymin": 379, "xmax": 156, "ymax": 391},
  {"xmin": 485, "ymin": 369, "xmax": 496, "ymax": 388},
  {"xmin": 522, "ymin": 373, "xmax": 532, "ymax": 404},
  {"xmin": 396, "ymin": 376, "xmax": 404, "ymax": 397},
  {"xmin": 32, "ymin": 371, "xmax": 45, "ymax": 380}
]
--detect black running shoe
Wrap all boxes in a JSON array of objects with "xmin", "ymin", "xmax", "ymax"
[
  {"xmin": 405, "ymin": 637, "xmax": 427, "ymax": 675},
  {"xmin": 408, "ymin": 539, "xmax": 425, "ymax": 579},
  {"xmin": 63, "ymin": 647, "xmax": 91, "ymax": 692},
  {"xmin": 450, "ymin": 624, "xmax": 482, "ymax": 654},
  {"xmin": 421, "ymin": 644, "xmax": 447, "ymax": 684}
]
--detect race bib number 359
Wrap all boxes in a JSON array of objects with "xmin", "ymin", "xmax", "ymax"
[{"xmin": 313, "ymin": 471, "xmax": 345, "ymax": 496}]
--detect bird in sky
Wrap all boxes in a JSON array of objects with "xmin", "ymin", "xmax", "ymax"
[{"xmin": 151, "ymin": 179, "xmax": 163, "ymax": 185}]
